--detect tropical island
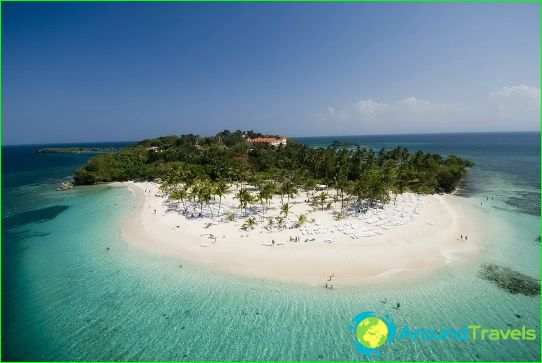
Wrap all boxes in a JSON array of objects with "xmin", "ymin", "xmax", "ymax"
[
  {"xmin": 74, "ymin": 129, "xmax": 472, "ymax": 196},
  {"xmin": 74, "ymin": 130, "xmax": 479, "ymax": 285}
]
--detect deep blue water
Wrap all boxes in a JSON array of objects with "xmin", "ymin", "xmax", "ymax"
[{"xmin": 2, "ymin": 133, "xmax": 540, "ymax": 361}]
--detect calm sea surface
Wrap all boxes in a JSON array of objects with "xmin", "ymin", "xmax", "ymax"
[{"xmin": 2, "ymin": 133, "xmax": 540, "ymax": 361}]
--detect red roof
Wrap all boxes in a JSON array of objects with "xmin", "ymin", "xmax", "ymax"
[{"xmin": 247, "ymin": 137, "xmax": 287, "ymax": 143}]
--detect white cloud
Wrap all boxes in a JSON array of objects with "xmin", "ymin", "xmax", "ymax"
[
  {"xmin": 353, "ymin": 99, "xmax": 389, "ymax": 116},
  {"xmin": 317, "ymin": 85, "xmax": 539, "ymax": 134},
  {"xmin": 490, "ymin": 84, "xmax": 540, "ymax": 100},
  {"xmin": 318, "ymin": 96, "xmax": 462, "ymax": 134},
  {"xmin": 488, "ymin": 84, "xmax": 540, "ymax": 123},
  {"xmin": 352, "ymin": 97, "xmax": 461, "ymax": 120}
]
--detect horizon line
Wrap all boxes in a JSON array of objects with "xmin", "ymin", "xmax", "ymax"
[{"xmin": 2, "ymin": 129, "xmax": 540, "ymax": 147}]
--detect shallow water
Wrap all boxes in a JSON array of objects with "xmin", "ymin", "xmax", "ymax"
[{"xmin": 2, "ymin": 133, "xmax": 540, "ymax": 361}]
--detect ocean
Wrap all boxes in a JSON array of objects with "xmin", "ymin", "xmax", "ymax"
[{"xmin": 2, "ymin": 133, "xmax": 540, "ymax": 361}]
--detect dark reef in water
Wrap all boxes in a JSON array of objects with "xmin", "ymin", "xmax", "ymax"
[
  {"xmin": 479, "ymin": 264, "xmax": 540, "ymax": 296},
  {"xmin": 505, "ymin": 191, "xmax": 541, "ymax": 216},
  {"xmin": 3, "ymin": 205, "xmax": 69, "ymax": 230}
]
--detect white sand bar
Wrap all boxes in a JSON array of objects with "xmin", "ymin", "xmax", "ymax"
[{"xmin": 119, "ymin": 181, "xmax": 480, "ymax": 286}]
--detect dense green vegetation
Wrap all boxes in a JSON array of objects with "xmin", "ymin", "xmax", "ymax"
[{"xmin": 74, "ymin": 130, "xmax": 472, "ymax": 215}]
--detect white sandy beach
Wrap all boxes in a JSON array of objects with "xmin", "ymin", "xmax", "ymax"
[{"xmin": 119, "ymin": 181, "xmax": 481, "ymax": 286}]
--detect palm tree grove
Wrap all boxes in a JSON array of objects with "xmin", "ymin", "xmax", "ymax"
[{"xmin": 74, "ymin": 130, "xmax": 473, "ymax": 218}]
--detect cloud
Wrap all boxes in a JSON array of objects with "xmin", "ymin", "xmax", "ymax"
[
  {"xmin": 353, "ymin": 97, "xmax": 461, "ymax": 120},
  {"xmin": 318, "ymin": 96, "xmax": 462, "ymax": 134},
  {"xmin": 490, "ymin": 84, "xmax": 540, "ymax": 100},
  {"xmin": 488, "ymin": 84, "xmax": 540, "ymax": 122},
  {"xmin": 317, "ymin": 85, "xmax": 539, "ymax": 134}
]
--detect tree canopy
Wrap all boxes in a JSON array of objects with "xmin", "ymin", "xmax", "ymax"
[{"xmin": 74, "ymin": 130, "xmax": 473, "ymax": 202}]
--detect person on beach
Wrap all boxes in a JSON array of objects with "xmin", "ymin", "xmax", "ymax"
[
  {"xmin": 396, "ymin": 302, "xmax": 400, "ymax": 309},
  {"xmin": 272, "ymin": 239, "xmax": 275, "ymax": 246},
  {"xmin": 460, "ymin": 234, "xmax": 463, "ymax": 240},
  {"xmin": 465, "ymin": 235, "xmax": 468, "ymax": 241}
]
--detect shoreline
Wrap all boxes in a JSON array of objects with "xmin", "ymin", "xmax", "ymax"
[{"xmin": 118, "ymin": 181, "xmax": 482, "ymax": 287}]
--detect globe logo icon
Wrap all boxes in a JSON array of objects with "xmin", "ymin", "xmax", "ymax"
[
  {"xmin": 356, "ymin": 316, "xmax": 389, "ymax": 348},
  {"xmin": 349, "ymin": 311, "xmax": 396, "ymax": 356}
]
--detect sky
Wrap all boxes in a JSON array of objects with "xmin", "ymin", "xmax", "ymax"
[{"xmin": 2, "ymin": 1, "xmax": 540, "ymax": 145}]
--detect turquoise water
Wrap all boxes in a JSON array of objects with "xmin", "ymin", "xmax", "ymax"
[{"xmin": 2, "ymin": 133, "xmax": 540, "ymax": 361}]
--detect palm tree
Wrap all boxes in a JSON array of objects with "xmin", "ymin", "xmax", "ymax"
[
  {"xmin": 215, "ymin": 180, "xmax": 229, "ymax": 217},
  {"xmin": 257, "ymin": 194, "xmax": 268, "ymax": 222},
  {"xmin": 318, "ymin": 192, "xmax": 328, "ymax": 211},
  {"xmin": 266, "ymin": 218, "xmax": 275, "ymax": 231},
  {"xmin": 280, "ymin": 202, "xmax": 291, "ymax": 218},
  {"xmin": 225, "ymin": 212, "xmax": 235, "ymax": 222},
  {"xmin": 242, "ymin": 217, "xmax": 257, "ymax": 231},
  {"xmin": 261, "ymin": 181, "xmax": 276, "ymax": 209},
  {"xmin": 336, "ymin": 174, "xmax": 351, "ymax": 217},
  {"xmin": 280, "ymin": 178, "xmax": 298, "ymax": 203},
  {"xmin": 334, "ymin": 150, "xmax": 351, "ymax": 216},
  {"xmin": 193, "ymin": 180, "xmax": 213, "ymax": 217},
  {"xmin": 169, "ymin": 185, "xmax": 188, "ymax": 213},
  {"xmin": 296, "ymin": 213, "xmax": 307, "ymax": 227},
  {"xmin": 235, "ymin": 188, "xmax": 252, "ymax": 216},
  {"xmin": 160, "ymin": 181, "xmax": 173, "ymax": 196},
  {"xmin": 275, "ymin": 216, "xmax": 285, "ymax": 230},
  {"xmin": 301, "ymin": 175, "xmax": 316, "ymax": 202}
]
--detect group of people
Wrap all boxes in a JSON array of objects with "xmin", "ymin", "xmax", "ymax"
[
  {"xmin": 460, "ymin": 234, "xmax": 468, "ymax": 242},
  {"xmin": 289, "ymin": 236, "xmax": 301, "ymax": 242},
  {"xmin": 481, "ymin": 196, "xmax": 495, "ymax": 206}
]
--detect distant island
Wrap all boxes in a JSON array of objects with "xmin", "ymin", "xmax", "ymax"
[{"xmin": 36, "ymin": 146, "xmax": 122, "ymax": 154}]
